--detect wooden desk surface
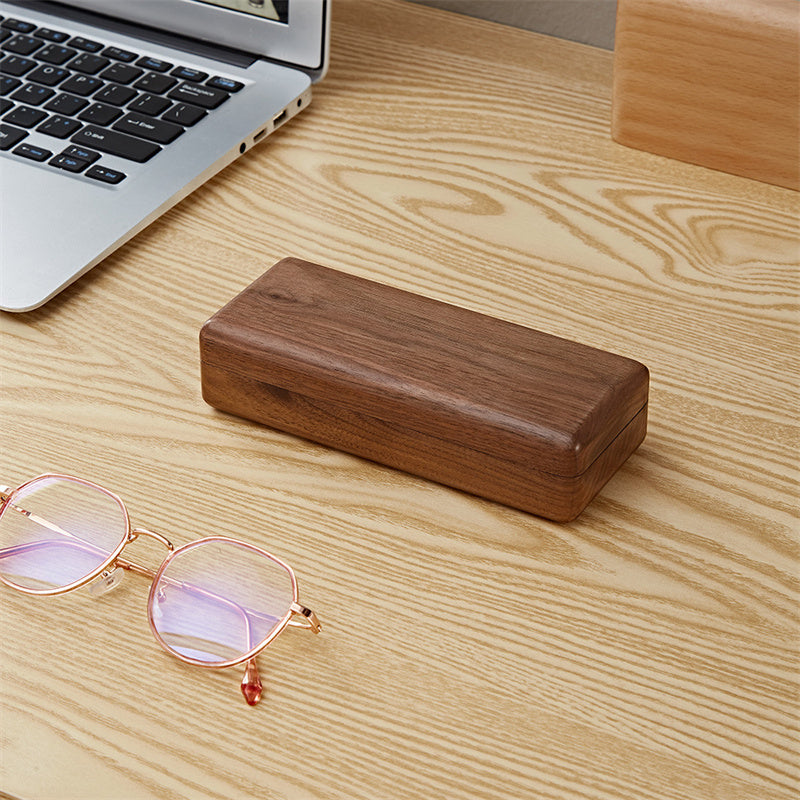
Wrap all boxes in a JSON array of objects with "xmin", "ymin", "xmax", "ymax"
[{"xmin": 1, "ymin": 1, "xmax": 798, "ymax": 798}]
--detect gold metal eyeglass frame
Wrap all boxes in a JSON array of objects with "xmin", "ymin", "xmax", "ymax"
[{"xmin": 0, "ymin": 473, "xmax": 321, "ymax": 706}]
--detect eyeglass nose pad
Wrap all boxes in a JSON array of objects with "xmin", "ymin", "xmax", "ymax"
[{"xmin": 87, "ymin": 566, "xmax": 125, "ymax": 598}]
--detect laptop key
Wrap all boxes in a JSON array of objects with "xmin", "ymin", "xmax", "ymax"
[
  {"xmin": 72, "ymin": 125, "xmax": 161, "ymax": 162},
  {"xmin": 86, "ymin": 164, "xmax": 126, "ymax": 184},
  {"xmin": 113, "ymin": 112, "xmax": 183, "ymax": 144},
  {"xmin": 99, "ymin": 62, "xmax": 143, "ymax": 85},
  {"xmin": 37, "ymin": 114, "xmax": 82, "ymax": 138},
  {"xmin": 136, "ymin": 56, "xmax": 172, "ymax": 73},
  {"xmin": 27, "ymin": 64, "xmax": 70, "ymax": 86},
  {"xmin": 69, "ymin": 37, "xmax": 103, "ymax": 53},
  {"xmin": 79, "ymin": 102, "xmax": 123, "ymax": 126},
  {"xmin": 207, "ymin": 76, "xmax": 244, "ymax": 93},
  {"xmin": 50, "ymin": 152, "xmax": 89, "ymax": 173},
  {"xmin": 0, "ymin": 97, "xmax": 12, "ymax": 114},
  {"xmin": 10, "ymin": 83, "xmax": 54, "ymax": 106},
  {"xmin": 171, "ymin": 66, "xmax": 208, "ymax": 83},
  {"xmin": 4, "ymin": 104, "xmax": 47, "ymax": 128},
  {"xmin": 33, "ymin": 28, "xmax": 71, "ymax": 44},
  {"xmin": 168, "ymin": 82, "xmax": 229, "ymax": 109},
  {"xmin": 127, "ymin": 93, "xmax": 170, "ymax": 116},
  {"xmin": 1, "ymin": 19, "xmax": 37, "ymax": 35},
  {"xmin": 13, "ymin": 142, "xmax": 52, "ymax": 161},
  {"xmin": 3, "ymin": 35, "xmax": 44, "ymax": 56},
  {"xmin": 102, "ymin": 47, "xmax": 138, "ymax": 63},
  {"xmin": 68, "ymin": 52, "xmax": 110, "ymax": 75},
  {"xmin": 36, "ymin": 44, "xmax": 76, "ymax": 65},
  {"xmin": 62, "ymin": 144, "xmax": 100, "ymax": 164},
  {"xmin": 60, "ymin": 74, "xmax": 103, "ymax": 96},
  {"xmin": 94, "ymin": 83, "xmax": 138, "ymax": 107},
  {"xmin": 0, "ymin": 122, "xmax": 27, "ymax": 150},
  {"xmin": 0, "ymin": 54, "xmax": 36, "ymax": 76},
  {"xmin": 162, "ymin": 102, "xmax": 206, "ymax": 127},
  {"xmin": 44, "ymin": 92, "xmax": 89, "ymax": 115},
  {"xmin": 134, "ymin": 72, "xmax": 177, "ymax": 94}
]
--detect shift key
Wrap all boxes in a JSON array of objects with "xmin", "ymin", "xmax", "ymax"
[{"xmin": 72, "ymin": 125, "xmax": 161, "ymax": 162}]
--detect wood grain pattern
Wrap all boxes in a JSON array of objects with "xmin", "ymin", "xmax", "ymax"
[
  {"xmin": 612, "ymin": 0, "xmax": 800, "ymax": 189},
  {"xmin": 199, "ymin": 258, "xmax": 649, "ymax": 521},
  {"xmin": 1, "ymin": 1, "xmax": 798, "ymax": 799}
]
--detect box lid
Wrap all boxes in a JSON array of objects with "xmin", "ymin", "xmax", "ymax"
[{"xmin": 200, "ymin": 259, "xmax": 649, "ymax": 477}]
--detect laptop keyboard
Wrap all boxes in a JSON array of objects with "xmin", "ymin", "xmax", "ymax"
[{"xmin": 0, "ymin": 13, "xmax": 246, "ymax": 185}]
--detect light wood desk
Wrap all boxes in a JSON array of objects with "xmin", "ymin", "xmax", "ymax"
[{"xmin": 1, "ymin": 1, "xmax": 798, "ymax": 798}]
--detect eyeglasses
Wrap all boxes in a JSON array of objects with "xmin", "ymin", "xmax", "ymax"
[{"xmin": 0, "ymin": 473, "xmax": 321, "ymax": 706}]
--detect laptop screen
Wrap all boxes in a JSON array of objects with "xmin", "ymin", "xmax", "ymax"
[{"xmin": 199, "ymin": 1, "xmax": 289, "ymax": 25}]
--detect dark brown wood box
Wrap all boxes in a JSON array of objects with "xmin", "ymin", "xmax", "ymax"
[{"xmin": 199, "ymin": 258, "xmax": 649, "ymax": 522}]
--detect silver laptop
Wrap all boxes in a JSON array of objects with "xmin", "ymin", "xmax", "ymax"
[{"xmin": 0, "ymin": 0, "xmax": 329, "ymax": 312}]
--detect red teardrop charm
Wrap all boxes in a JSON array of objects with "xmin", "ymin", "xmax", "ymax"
[{"xmin": 240, "ymin": 659, "xmax": 262, "ymax": 706}]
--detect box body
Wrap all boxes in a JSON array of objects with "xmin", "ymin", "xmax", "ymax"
[{"xmin": 200, "ymin": 259, "xmax": 649, "ymax": 521}]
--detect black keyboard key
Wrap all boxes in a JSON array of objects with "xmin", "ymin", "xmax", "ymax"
[
  {"xmin": 102, "ymin": 46, "xmax": 137, "ymax": 63},
  {"xmin": 68, "ymin": 52, "xmax": 110, "ymax": 75},
  {"xmin": 72, "ymin": 125, "xmax": 160, "ymax": 162},
  {"xmin": 0, "ymin": 97, "xmax": 12, "ymax": 114},
  {"xmin": 0, "ymin": 122, "xmax": 26, "ymax": 149},
  {"xmin": 0, "ymin": 75, "xmax": 21, "ymax": 95},
  {"xmin": 3, "ymin": 34, "xmax": 43, "ymax": 56},
  {"xmin": 37, "ymin": 114, "xmax": 82, "ymax": 138},
  {"xmin": 136, "ymin": 56, "xmax": 172, "ymax": 72},
  {"xmin": 10, "ymin": 82, "xmax": 54, "ymax": 106},
  {"xmin": 50, "ymin": 152, "xmax": 89, "ymax": 172},
  {"xmin": 0, "ymin": 54, "xmax": 36, "ymax": 76},
  {"xmin": 133, "ymin": 72, "xmax": 177, "ymax": 94},
  {"xmin": 168, "ymin": 82, "xmax": 229, "ymax": 109},
  {"xmin": 78, "ymin": 102, "xmax": 122, "ymax": 126},
  {"xmin": 45, "ymin": 92, "xmax": 89, "ymax": 115},
  {"xmin": 207, "ymin": 75, "xmax": 244, "ymax": 93},
  {"xmin": 99, "ymin": 62, "xmax": 143, "ymax": 85},
  {"xmin": 36, "ymin": 44, "xmax": 76, "ymax": 65},
  {"xmin": 1, "ymin": 19, "xmax": 37, "ymax": 35},
  {"xmin": 171, "ymin": 66, "xmax": 208, "ymax": 83},
  {"xmin": 62, "ymin": 144, "xmax": 100, "ymax": 164},
  {"xmin": 4, "ymin": 104, "xmax": 47, "ymax": 128},
  {"xmin": 13, "ymin": 142, "xmax": 52, "ymax": 161},
  {"xmin": 113, "ymin": 112, "xmax": 183, "ymax": 144},
  {"xmin": 34, "ymin": 28, "xmax": 71, "ymax": 44},
  {"xmin": 162, "ymin": 102, "xmax": 206, "ymax": 127},
  {"xmin": 94, "ymin": 83, "xmax": 137, "ymax": 107},
  {"xmin": 60, "ymin": 74, "xmax": 103, "ymax": 96},
  {"xmin": 0, "ymin": 30, "xmax": 9, "ymax": 46},
  {"xmin": 86, "ymin": 164, "xmax": 126, "ymax": 184},
  {"xmin": 27, "ymin": 64, "xmax": 69, "ymax": 86},
  {"xmin": 127, "ymin": 92, "xmax": 170, "ymax": 116},
  {"xmin": 69, "ymin": 36, "xmax": 103, "ymax": 53}
]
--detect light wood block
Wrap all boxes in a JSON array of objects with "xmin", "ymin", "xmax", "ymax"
[
  {"xmin": 612, "ymin": 0, "xmax": 800, "ymax": 189},
  {"xmin": 1, "ymin": 1, "xmax": 798, "ymax": 799}
]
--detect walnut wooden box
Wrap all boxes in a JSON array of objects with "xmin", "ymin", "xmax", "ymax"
[{"xmin": 200, "ymin": 259, "xmax": 649, "ymax": 522}]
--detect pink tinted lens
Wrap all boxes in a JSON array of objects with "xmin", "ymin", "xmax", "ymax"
[
  {"xmin": 0, "ymin": 476, "xmax": 127, "ymax": 591},
  {"xmin": 149, "ymin": 539, "xmax": 296, "ymax": 665}
]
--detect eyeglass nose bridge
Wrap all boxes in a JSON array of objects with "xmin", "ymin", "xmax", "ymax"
[
  {"xmin": 128, "ymin": 526, "xmax": 173, "ymax": 551},
  {"xmin": 115, "ymin": 527, "xmax": 174, "ymax": 579}
]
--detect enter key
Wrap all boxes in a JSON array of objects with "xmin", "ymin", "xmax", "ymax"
[{"xmin": 113, "ymin": 113, "xmax": 184, "ymax": 144}]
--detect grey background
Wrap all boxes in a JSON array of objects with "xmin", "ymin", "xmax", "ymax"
[{"xmin": 406, "ymin": 0, "xmax": 618, "ymax": 50}]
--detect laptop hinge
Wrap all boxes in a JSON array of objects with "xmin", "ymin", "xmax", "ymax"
[{"xmin": 5, "ymin": 0, "xmax": 259, "ymax": 68}]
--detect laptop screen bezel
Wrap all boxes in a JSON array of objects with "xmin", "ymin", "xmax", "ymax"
[{"xmin": 57, "ymin": 0, "xmax": 328, "ymax": 71}]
